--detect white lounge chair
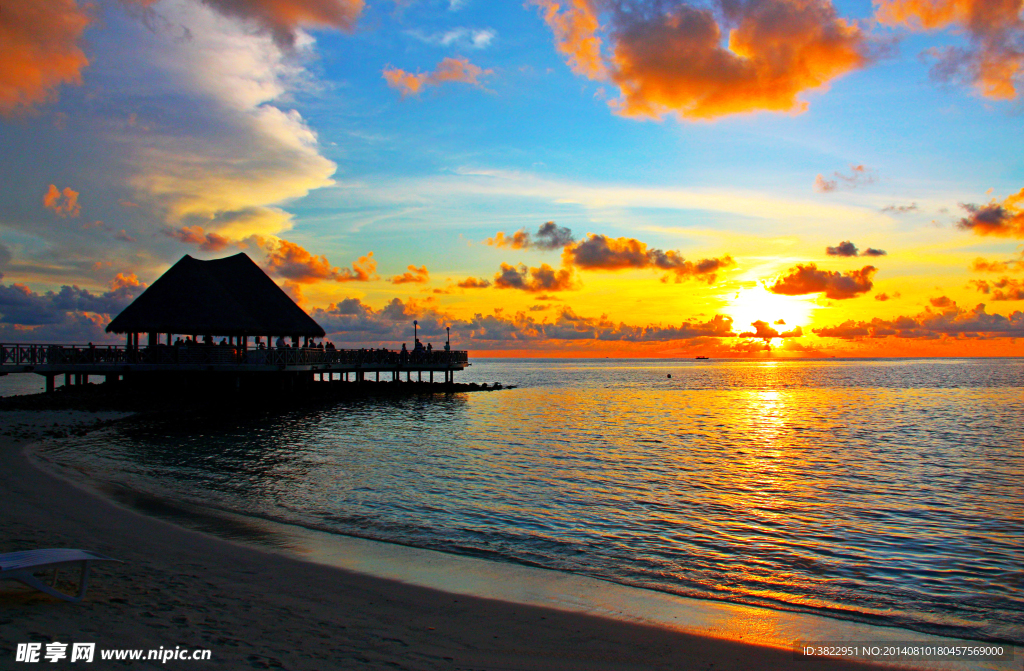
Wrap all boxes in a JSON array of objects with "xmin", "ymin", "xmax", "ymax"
[{"xmin": 0, "ymin": 549, "xmax": 122, "ymax": 603}]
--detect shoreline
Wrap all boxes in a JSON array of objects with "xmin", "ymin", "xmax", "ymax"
[
  {"xmin": 31, "ymin": 444, "xmax": 1024, "ymax": 652},
  {"xmin": 53, "ymin": 461, "xmax": 1024, "ymax": 665},
  {"xmin": 0, "ymin": 409, "xmax": 901, "ymax": 671},
  {"xmin": 6, "ymin": 411, "xmax": 1015, "ymax": 667}
]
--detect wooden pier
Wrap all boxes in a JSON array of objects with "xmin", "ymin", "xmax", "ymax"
[
  {"xmin": 2, "ymin": 254, "xmax": 473, "ymax": 396},
  {"xmin": 0, "ymin": 343, "xmax": 470, "ymax": 393}
]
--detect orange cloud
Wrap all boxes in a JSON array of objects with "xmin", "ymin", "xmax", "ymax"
[
  {"xmin": 42, "ymin": 184, "xmax": 81, "ymax": 217},
  {"xmin": 280, "ymin": 279, "xmax": 305, "ymax": 306},
  {"xmin": 262, "ymin": 239, "xmax": 375, "ymax": 284},
  {"xmin": 383, "ymin": 57, "xmax": 492, "ymax": 97},
  {"xmin": 111, "ymin": 272, "xmax": 142, "ymax": 290},
  {"xmin": 493, "ymin": 263, "xmax": 579, "ymax": 292},
  {"xmin": 875, "ymin": 0, "xmax": 1024, "ymax": 99},
  {"xmin": 957, "ymin": 187, "xmax": 1024, "ymax": 237},
  {"xmin": 109, "ymin": 272, "xmax": 146, "ymax": 301},
  {"xmin": 814, "ymin": 174, "xmax": 838, "ymax": 192},
  {"xmin": 768, "ymin": 263, "xmax": 876, "ymax": 299},
  {"xmin": 166, "ymin": 226, "xmax": 233, "ymax": 252},
  {"xmin": 970, "ymin": 277, "xmax": 1024, "ymax": 300},
  {"xmin": 457, "ymin": 277, "xmax": 492, "ymax": 289},
  {"xmin": 487, "ymin": 230, "xmax": 532, "ymax": 249},
  {"xmin": 534, "ymin": 0, "xmax": 870, "ymax": 120},
  {"xmin": 613, "ymin": 0, "xmax": 868, "ymax": 119},
  {"xmin": 563, "ymin": 234, "xmax": 734, "ymax": 282},
  {"xmin": 530, "ymin": 0, "xmax": 607, "ymax": 79},
  {"xmin": 971, "ymin": 250, "xmax": 1024, "ymax": 272},
  {"xmin": 123, "ymin": 0, "xmax": 363, "ymax": 48},
  {"xmin": 390, "ymin": 264, "xmax": 429, "ymax": 284},
  {"xmin": 0, "ymin": 0, "xmax": 94, "ymax": 116}
]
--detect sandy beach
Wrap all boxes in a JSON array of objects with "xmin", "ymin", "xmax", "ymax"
[{"xmin": 2, "ymin": 410, "xmax": 900, "ymax": 670}]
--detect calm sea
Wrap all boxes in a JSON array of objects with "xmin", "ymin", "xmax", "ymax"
[{"xmin": 28, "ymin": 358, "xmax": 1024, "ymax": 644}]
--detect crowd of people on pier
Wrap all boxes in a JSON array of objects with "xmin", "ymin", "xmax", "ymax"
[
  {"xmin": 14, "ymin": 334, "xmax": 462, "ymax": 367},
  {"xmin": 136, "ymin": 335, "xmax": 460, "ymax": 366}
]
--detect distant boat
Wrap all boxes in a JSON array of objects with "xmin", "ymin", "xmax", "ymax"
[{"xmin": 695, "ymin": 356, "xmax": 709, "ymax": 360}]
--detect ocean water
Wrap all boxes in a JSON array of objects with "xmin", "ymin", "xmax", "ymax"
[{"xmin": 33, "ymin": 358, "xmax": 1024, "ymax": 644}]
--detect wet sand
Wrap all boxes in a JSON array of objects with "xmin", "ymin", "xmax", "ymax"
[{"xmin": 1, "ymin": 410, "xmax": 900, "ymax": 670}]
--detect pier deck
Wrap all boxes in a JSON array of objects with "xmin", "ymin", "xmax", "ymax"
[{"xmin": 0, "ymin": 343, "xmax": 470, "ymax": 392}]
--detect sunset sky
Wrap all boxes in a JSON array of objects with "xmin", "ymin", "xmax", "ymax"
[{"xmin": 1, "ymin": 0, "xmax": 1022, "ymax": 356}]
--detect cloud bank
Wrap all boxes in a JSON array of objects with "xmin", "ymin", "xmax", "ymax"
[
  {"xmin": 310, "ymin": 297, "xmax": 739, "ymax": 347},
  {"xmin": 814, "ymin": 302, "xmax": 1024, "ymax": 339},
  {"xmin": 0, "ymin": 273, "xmax": 146, "ymax": 342}
]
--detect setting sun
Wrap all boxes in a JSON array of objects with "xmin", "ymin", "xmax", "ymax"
[{"xmin": 726, "ymin": 284, "xmax": 816, "ymax": 335}]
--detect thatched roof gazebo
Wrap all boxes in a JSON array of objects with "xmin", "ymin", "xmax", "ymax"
[{"xmin": 107, "ymin": 253, "xmax": 324, "ymax": 348}]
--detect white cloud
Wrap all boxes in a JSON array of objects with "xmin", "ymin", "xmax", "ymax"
[
  {"xmin": 406, "ymin": 27, "xmax": 495, "ymax": 49},
  {"xmin": 0, "ymin": 0, "xmax": 338, "ymax": 292},
  {"xmin": 122, "ymin": 0, "xmax": 336, "ymax": 234}
]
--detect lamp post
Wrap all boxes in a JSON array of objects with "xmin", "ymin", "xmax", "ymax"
[
  {"xmin": 413, "ymin": 319, "xmax": 418, "ymax": 344},
  {"xmin": 446, "ymin": 326, "xmax": 450, "ymax": 348}
]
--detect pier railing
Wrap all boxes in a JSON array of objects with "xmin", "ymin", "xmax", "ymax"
[{"xmin": 0, "ymin": 343, "xmax": 469, "ymax": 368}]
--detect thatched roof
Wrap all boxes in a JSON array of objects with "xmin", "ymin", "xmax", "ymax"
[{"xmin": 106, "ymin": 253, "xmax": 325, "ymax": 337}]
